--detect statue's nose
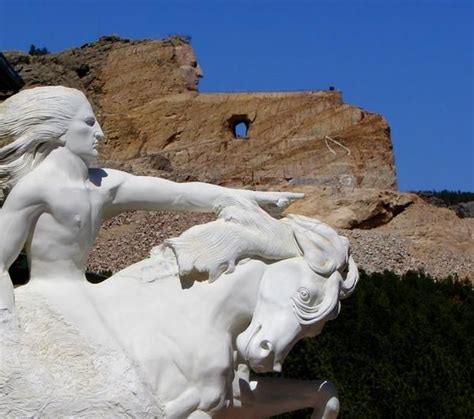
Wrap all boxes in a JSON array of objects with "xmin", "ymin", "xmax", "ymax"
[
  {"xmin": 196, "ymin": 64, "xmax": 203, "ymax": 78},
  {"xmin": 94, "ymin": 130, "xmax": 104, "ymax": 141}
]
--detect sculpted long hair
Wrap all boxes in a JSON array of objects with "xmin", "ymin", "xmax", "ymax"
[
  {"xmin": 0, "ymin": 86, "xmax": 87, "ymax": 194},
  {"xmin": 164, "ymin": 200, "xmax": 358, "ymax": 326},
  {"xmin": 164, "ymin": 197, "xmax": 358, "ymax": 293}
]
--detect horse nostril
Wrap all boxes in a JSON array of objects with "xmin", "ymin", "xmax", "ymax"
[{"xmin": 260, "ymin": 340, "xmax": 273, "ymax": 352}]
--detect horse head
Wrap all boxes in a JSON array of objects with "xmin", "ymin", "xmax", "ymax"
[
  {"xmin": 236, "ymin": 214, "xmax": 358, "ymax": 373},
  {"xmin": 164, "ymin": 201, "xmax": 358, "ymax": 375}
]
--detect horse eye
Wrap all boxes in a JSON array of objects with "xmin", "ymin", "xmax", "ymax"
[{"xmin": 297, "ymin": 287, "xmax": 311, "ymax": 302}]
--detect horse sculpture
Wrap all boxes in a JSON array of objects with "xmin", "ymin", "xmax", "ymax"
[{"xmin": 3, "ymin": 200, "xmax": 357, "ymax": 418}]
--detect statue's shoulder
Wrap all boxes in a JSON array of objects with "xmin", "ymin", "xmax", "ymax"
[
  {"xmin": 3, "ymin": 171, "xmax": 49, "ymax": 210},
  {"xmin": 88, "ymin": 167, "xmax": 129, "ymax": 191}
]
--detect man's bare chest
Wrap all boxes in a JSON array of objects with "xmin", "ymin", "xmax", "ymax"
[{"xmin": 47, "ymin": 184, "xmax": 105, "ymax": 233}]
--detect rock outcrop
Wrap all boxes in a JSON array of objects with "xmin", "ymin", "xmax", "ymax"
[
  {"xmin": 282, "ymin": 186, "xmax": 473, "ymax": 279},
  {"xmin": 102, "ymin": 91, "xmax": 395, "ymax": 190},
  {"xmin": 2, "ymin": 35, "xmax": 396, "ymax": 190},
  {"xmin": 281, "ymin": 186, "xmax": 415, "ymax": 229}
]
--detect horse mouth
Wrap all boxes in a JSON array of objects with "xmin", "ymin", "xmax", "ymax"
[{"xmin": 241, "ymin": 324, "xmax": 283, "ymax": 373}]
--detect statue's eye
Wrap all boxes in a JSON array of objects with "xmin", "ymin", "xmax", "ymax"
[
  {"xmin": 84, "ymin": 117, "xmax": 95, "ymax": 127},
  {"xmin": 297, "ymin": 287, "xmax": 311, "ymax": 303}
]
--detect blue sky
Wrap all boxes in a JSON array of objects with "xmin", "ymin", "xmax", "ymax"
[{"xmin": 0, "ymin": 0, "xmax": 472, "ymax": 191}]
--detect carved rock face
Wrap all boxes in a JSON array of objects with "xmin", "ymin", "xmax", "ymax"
[
  {"xmin": 174, "ymin": 43, "xmax": 203, "ymax": 91},
  {"xmin": 2, "ymin": 37, "xmax": 396, "ymax": 190}
]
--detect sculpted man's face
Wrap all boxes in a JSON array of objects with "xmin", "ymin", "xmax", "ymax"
[{"xmin": 62, "ymin": 99, "xmax": 104, "ymax": 164}]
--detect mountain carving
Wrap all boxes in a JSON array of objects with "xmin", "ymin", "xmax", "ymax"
[
  {"xmin": 3, "ymin": 36, "xmax": 396, "ymax": 190},
  {"xmin": 1, "ymin": 36, "xmax": 472, "ymax": 281}
]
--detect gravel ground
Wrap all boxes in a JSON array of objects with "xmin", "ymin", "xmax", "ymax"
[
  {"xmin": 87, "ymin": 211, "xmax": 215, "ymax": 274},
  {"xmin": 88, "ymin": 211, "xmax": 473, "ymax": 282},
  {"xmin": 343, "ymin": 229, "xmax": 473, "ymax": 281}
]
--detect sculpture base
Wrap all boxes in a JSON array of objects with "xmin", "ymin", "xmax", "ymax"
[{"xmin": 0, "ymin": 286, "xmax": 164, "ymax": 418}]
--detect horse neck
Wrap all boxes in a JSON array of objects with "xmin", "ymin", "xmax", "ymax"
[{"xmin": 207, "ymin": 260, "xmax": 266, "ymax": 337}]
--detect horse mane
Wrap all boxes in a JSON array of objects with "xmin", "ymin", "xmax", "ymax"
[
  {"xmin": 161, "ymin": 197, "xmax": 357, "ymax": 290},
  {"xmin": 163, "ymin": 197, "xmax": 301, "ymax": 282}
]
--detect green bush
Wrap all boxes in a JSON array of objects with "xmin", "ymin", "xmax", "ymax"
[
  {"xmin": 274, "ymin": 271, "xmax": 473, "ymax": 418},
  {"xmin": 28, "ymin": 44, "xmax": 50, "ymax": 56},
  {"xmin": 415, "ymin": 190, "xmax": 474, "ymax": 206}
]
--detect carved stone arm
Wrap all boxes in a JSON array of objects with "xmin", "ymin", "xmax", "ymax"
[
  {"xmin": 106, "ymin": 169, "xmax": 304, "ymax": 214},
  {"xmin": 0, "ymin": 186, "xmax": 46, "ymax": 316}
]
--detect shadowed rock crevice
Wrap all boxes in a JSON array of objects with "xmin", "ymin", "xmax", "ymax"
[{"xmin": 355, "ymin": 199, "xmax": 414, "ymax": 229}]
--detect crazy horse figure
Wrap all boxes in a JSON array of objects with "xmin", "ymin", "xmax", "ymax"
[{"xmin": 4, "ymin": 199, "xmax": 357, "ymax": 418}]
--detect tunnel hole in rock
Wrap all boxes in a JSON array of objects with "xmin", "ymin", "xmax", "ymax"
[
  {"xmin": 228, "ymin": 115, "xmax": 251, "ymax": 139},
  {"xmin": 234, "ymin": 122, "xmax": 248, "ymax": 138}
]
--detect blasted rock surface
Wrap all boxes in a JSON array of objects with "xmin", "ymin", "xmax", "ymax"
[{"xmin": 3, "ymin": 36, "xmax": 396, "ymax": 190}]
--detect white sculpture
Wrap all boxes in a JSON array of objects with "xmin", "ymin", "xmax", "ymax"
[
  {"xmin": 0, "ymin": 86, "xmax": 301, "ymax": 323},
  {"xmin": 0, "ymin": 86, "xmax": 358, "ymax": 418}
]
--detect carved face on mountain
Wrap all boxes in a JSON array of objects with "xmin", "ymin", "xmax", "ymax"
[{"xmin": 174, "ymin": 43, "xmax": 203, "ymax": 90}]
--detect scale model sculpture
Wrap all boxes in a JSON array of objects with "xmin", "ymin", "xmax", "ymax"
[{"xmin": 0, "ymin": 86, "xmax": 358, "ymax": 418}]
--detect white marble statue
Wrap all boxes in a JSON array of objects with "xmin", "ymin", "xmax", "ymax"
[
  {"xmin": 0, "ymin": 86, "xmax": 358, "ymax": 418},
  {"xmin": 0, "ymin": 86, "xmax": 301, "ymax": 324}
]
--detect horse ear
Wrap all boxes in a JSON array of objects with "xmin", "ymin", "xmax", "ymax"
[
  {"xmin": 318, "ymin": 271, "xmax": 343, "ymax": 321},
  {"xmin": 339, "ymin": 256, "xmax": 359, "ymax": 299},
  {"xmin": 292, "ymin": 229, "xmax": 336, "ymax": 276}
]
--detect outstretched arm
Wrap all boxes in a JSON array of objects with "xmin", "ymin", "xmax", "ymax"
[
  {"xmin": 103, "ymin": 169, "xmax": 303, "ymax": 215},
  {"xmin": 0, "ymin": 184, "xmax": 46, "ymax": 319}
]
